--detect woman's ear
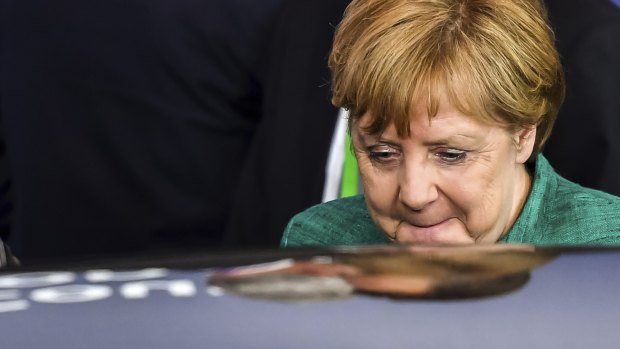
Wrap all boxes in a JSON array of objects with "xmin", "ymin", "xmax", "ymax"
[{"xmin": 514, "ymin": 126, "xmax": 536, "ymax": 164}]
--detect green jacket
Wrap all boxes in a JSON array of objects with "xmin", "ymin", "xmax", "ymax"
[{"xmin": 282, "ymin": 155, "xmax": 620, "ymax": 247}]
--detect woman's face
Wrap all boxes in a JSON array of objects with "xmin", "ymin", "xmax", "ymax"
[{"xmin": 352, "ymin": 95, "xmax": 536, "ymax": 244}]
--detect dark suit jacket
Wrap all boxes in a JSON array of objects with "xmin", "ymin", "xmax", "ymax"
[
  {"xmin": 0, "ymin": 0, "xmax": 283, "ymax": 261},
  {"xmin": 226, "ymin": 0, "xmax": 351, "ymax": 246},
  {"xmin": 543, "ymin": 0, "xmax": 620, "ymax": 196}
]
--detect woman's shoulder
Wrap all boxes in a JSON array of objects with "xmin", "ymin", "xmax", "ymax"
[
  {"xmin": 506, "ymin": 155, "xmax": 620, "ymax": 245},
  {"xmin": 535, "ymin": 166, "xmax": 620, "ymax": 245},
  {"xmin": 280, "ymin": 195, "xmax": 385, "ymax": 247}
]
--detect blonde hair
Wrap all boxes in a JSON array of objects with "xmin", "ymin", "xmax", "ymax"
[{"xmin": 329, "ymin": 0, "xmax": 564, "ymax": 158}]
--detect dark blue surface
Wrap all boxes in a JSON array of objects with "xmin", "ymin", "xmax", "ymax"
[{"xmin": 1, "ymin": 250, "xmax": 620, "ymax": 348}]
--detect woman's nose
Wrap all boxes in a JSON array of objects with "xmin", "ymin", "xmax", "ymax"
[{"xmin": 398, "ymin": 161, "xmax": 439, "ymax": 211}]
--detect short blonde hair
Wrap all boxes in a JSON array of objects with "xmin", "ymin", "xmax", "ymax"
[{"xmin": 329, "ymin": 0, "xmax": 564, "ymax": 158}]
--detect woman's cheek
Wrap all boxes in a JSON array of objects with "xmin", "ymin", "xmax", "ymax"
[{"xmin": 362, "ymin": 171, "xmax": 401, "ymax": 235}]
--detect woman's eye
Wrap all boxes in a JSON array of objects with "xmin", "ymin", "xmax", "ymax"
[
  {"xmin": 437, "ymin": 149, "xmax": 467, "ymax": 163},
  {"xmin": 367, "ymin": 145, "xmax": 401, "ymax": 165}
]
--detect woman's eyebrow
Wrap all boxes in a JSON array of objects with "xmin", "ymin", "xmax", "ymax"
[
  {"xmin": 353, "ymin": 129, "xmax": 372, "ymax": 147},
  {"xmin": 356, "ymin": 131, "xmax": 402, "ymax": 148},
  {"xmin": 422, "ymin": 134, "xmax": 479, "ymax": 146}
]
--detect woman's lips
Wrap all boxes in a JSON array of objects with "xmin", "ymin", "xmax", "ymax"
[{"xmin": 395, "ymin": 218, "xmax": 474, "ymax": 244}]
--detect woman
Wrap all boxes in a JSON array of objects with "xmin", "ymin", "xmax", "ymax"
[{"xmin": 282, "ymin": 0, "xmax": 620, "ymax": 247}]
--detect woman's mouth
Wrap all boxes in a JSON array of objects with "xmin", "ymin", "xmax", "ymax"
[{"xmin": 394, "ymin": 218, "xmax": 474, "ymax": 244}]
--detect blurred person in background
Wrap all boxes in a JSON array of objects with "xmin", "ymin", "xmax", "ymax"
[
  {"xmin": 543, "ymin": 0, "xmax": 620, "ymax": 195},
  {"xmin": 226, "ymin": 0, "xmax": 351, "ymax": 247},
  {"xmin": 0, "ymin": 0, "xmax": 283, "ymax": 262}
]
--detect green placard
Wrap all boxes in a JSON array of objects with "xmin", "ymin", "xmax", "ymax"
[{"xmin": 340, "ymin": 132, "xmax": 359, "ymax": 197}]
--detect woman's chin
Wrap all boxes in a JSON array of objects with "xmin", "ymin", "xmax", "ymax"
[{"xmin": 395, "ymin": 218, "xmax": 475, "ymax": 245}]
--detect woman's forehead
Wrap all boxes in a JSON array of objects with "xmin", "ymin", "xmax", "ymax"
[
  {"xmin": 356, "ymin": 77, "xmax": 501, "ymax": 137},
  {"xmin": 356, "ymin": 108, "xmax": 502, "ymax": 144},
  {"xmin": 357, "ymin": 88, "xmax": 501, "ymax": 136}
]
